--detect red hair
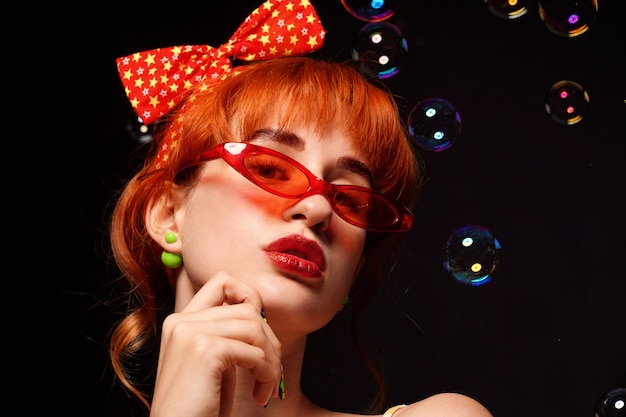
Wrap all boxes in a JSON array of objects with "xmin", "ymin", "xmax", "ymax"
[{"xmin": 108, "ymin": 57, "xmax": 422, "ymax": 410}]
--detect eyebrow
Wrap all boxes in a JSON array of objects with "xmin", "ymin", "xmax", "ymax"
[
  {"xmin": 337, "ymin": 157, "xmax": 373, "ymax": 185},
  {"xmin": 248, "ymin": 128, "xmax": 373, "ymax": 185},
  {"xmin": 248, "ymin": 128, "xmax": 303, "ymax": 148}
]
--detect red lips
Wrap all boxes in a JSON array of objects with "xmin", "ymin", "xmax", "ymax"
[{"xmin": 265, "ymin": 234, "xmax": 326, "ymax": 278}]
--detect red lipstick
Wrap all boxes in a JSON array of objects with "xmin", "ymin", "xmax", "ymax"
[{"xmin": 265, "ymin": 234, "xmax": 326, "ymax": 279}]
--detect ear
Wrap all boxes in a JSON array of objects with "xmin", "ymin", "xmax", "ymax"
[{"xmin": 145, "ymin": 183, "xmax": 185, "ymax": 253}]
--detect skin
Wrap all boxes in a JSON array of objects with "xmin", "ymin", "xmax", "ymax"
[{"xmin": 145, "ymin": 123, "xmax": 493, "ymax": 417}]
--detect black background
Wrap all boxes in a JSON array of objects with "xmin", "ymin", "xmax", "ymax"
[{"xmin": 14, "ymin": 1, "xmax": 625, "ymax": 416}]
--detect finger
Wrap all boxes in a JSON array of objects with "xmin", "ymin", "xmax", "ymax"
[
  {"xmin": 222, "ymin": 341, "xmax": 279, "ymax": 406},
  {"xmin": 163, "ymin": 303, "xmax": 278, "ymax": 348},
  {"xmin": 160, "ymin": 304, "xmax": 282, "ymax": 373},
  {"xmin": 253, "ymin": 360, "xmax": 284, "ymax": 405},
  {"xmin": 154, "ymin": 334, "xmax": 279, "ymax": 412},
  {"xmin": 205, "ymin": 338, "xmax": 280, "ymax": 406},
  {"xmin": 159, "ymin": 308, "xmax": 282, "ymax": 403},
  {"xmin": 183, "ymin": 271, "xmax": 263, "ymax": 313},
  {"xmin": 183, "ymin": 317, "xmax": 278, "ymax": 354},
  {"xmin": 189, "ymin": 304, "xmax": 283, "ymax": 370}
]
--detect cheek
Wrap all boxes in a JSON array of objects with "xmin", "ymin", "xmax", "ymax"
[
  {"xmin": 179, "ymin": 169, "xmax": 367, "ymax": 293},
  {"xmin": 185, "ymin": 174, "xmax": 280, "ymax": 230},
  {"xmin": 177, "ymin": 180, "xmax": 283, "ymax": 285},
  {"xmin": 329, "ymin": 227, "xmax": 366, "ymax": 289}
]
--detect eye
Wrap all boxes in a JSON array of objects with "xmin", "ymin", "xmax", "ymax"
[
  {"xmin": 245, "ymin": 154, "xmax": 292, "ymax": 183},
  {"xmin": 334, "ymin": 189, "xmax": 372, "ymax": 213},
  {"xmin": 256, "ymin": 164, "xmax": 281, "ymax": 180}
]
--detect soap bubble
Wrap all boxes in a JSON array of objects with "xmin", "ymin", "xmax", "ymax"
[
  {"xmin": 545, "ymin": 80, "xmax": 590, "ymax": 125},
  {"xmin": 407, "ymin": 98, "xmax": 462, "ymax": 152},
  {"xmin": 341, "ymin": 0, "xmax": 402, "ymax": 22},
  {"xmin": 443, "ymin": 225, "xmax": 501, "ymax": 286},
  {"xmin": 596, "ymin": 388, "xmax": 626, "ymax": 417},
  {"xmin": 539, "ymin": 0, "xmax": 598, "ymax": 37},
  {"xmin": 352, "ymin": 22, "xmax": 408, "ymax": 79},
  {"xmin": 125, "ymin": 112, "xmax": 156, "ymax": 144},
  {"xmin": 485, "ymin": 0, "xmax": 529, "ymax": 19}
]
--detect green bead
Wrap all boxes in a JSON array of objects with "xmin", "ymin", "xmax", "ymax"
[
  {"xmin": 161, "ymin": 251, "xmax": 182, "ymax": 268},
  {"xmin": 165, "ymin": 231, "xmax": 177, "ymax": 244}
]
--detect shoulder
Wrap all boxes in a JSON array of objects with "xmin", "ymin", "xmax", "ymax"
[{"xmin": 389, "ymin": 393, "xmax": 493, "ymax": 417}]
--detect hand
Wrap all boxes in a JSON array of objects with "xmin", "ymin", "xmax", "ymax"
[{"xmin": 149, "ymin": 271, "xmax": 283, "ymax": 417}]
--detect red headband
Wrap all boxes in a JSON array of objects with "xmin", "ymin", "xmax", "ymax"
[{"xmin": 116, "ymin": 0, "xmax": 326, "ymax": 167}]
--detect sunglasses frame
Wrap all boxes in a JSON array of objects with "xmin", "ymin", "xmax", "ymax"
[{"xmin": 178, "ymin": 142, "xmax": 414, "ymax": 232}]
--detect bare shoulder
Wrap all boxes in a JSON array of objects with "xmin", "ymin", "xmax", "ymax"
[
  {"xmin": 393, "ymin": 393, "xmax": 493, "ymax": 417},
  {"xmin": 321, "ymin": 393, "xmax": 492, "ymax": 417}
]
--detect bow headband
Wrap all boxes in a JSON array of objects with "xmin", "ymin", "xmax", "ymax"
[{"xmin": 116, "ymin": 0, "xmax": 326, "ymax": 167}]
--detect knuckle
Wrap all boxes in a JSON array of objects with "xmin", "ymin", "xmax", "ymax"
[
  {"xmin": 161, "ymin": 313, "xmax": 179, "ymax": 334},
  {"xmin": 242, "ymin": 320, "xmax": 265, "ymax": 340},
  {"xmin": 241, "ymin": 302, "xmax": 260, "ymax": 318}
]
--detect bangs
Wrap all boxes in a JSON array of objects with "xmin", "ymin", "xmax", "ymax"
[
  {"xmin": 168, "ymin": 57, "xmax": 418, "ymax": 205},
  {"xmin": 222, "ymin": 58, "xmax": 414, "ymax": 196},
  {"xmin": 226, "ymin": 59, "xmax": 397, "ymax": 144}
]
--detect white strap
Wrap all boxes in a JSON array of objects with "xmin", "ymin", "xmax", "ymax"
[{"xmin": 383, "ymin": 404, "xmax": 407, "ymax": 417}]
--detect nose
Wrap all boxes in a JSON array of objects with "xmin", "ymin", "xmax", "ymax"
[{"xmin": 284, "ymin": 193, "xmax": 334, "ymax": 232}]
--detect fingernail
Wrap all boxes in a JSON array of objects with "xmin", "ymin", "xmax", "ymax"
[
  {"xmin": 260, "ymin": 309, "xmax": 267, "ymax": 322},
  {"xmin": 278, "ymin": 362, "xmax": 285, "ymax": 400}
]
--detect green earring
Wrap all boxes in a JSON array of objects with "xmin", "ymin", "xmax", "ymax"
[
  {"xmin": 161, "ymin": 251, "xmax": 182, "ymax": 269},
  {"xmin": 343, "ymin": 295, "xmax": 350, "ymax": 305},
  {"xmin": 161, "ymin": 232, "xmax": 182, "ymax": 268},
  {"xmin": 165, "ymin": 231, "xmax": 177, "ymax": 244}
]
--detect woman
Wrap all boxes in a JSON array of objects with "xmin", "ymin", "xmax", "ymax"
[{"xmin": 108, "ymin": 3, "xmax": 493, "ymax": 417}]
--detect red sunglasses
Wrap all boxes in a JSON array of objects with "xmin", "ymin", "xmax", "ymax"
[{"xmin": 177, "ymin": 142, "xmax": 414, "ymax": 232}]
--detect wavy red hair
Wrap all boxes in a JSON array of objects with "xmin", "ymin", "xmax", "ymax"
[{"xmin": 108, "ymin": 57, "xmax": 422, "ymax": 410}]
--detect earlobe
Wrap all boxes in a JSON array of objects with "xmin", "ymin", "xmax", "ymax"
[{"xmin": 145, "ymin": 183, "xmax": 185, "ymax": 253}]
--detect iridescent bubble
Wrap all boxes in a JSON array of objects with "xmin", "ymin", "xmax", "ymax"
[
  {"xmin": 596, "ymin": 388, "xmax": 626, "ymax": 417},
  {"xmin": 352, "ymin": 22, "xmax": 408, "ymax": 79},
  {"xmin": 125, "ymin": 112, "xmax": 156, "ymax": 144},
  {"xmin": 341, "ymin": 0, "xmax": 403, "ymax": 22},
  {"xmin": 443, "ymin": 225, "xmax": 501, "ymax": 286},
  {"xmin": 407, "ymin": 98, "xmax": 462, "ymax": 152},
  {"xmin": 545, "ymin": 80, "xmax": 590, "ymax": 125},
  {"xmin": 538, "ymin": 0, "xmax": 598, "ymax": 37},
  {"xmin": 485, "ymin": 0, "xmax": 529, "ymax": 19}
]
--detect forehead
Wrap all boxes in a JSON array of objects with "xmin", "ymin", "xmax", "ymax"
[
  {"xmin": 234, "ymin": 111, "xmax": 362, "ymax": 151},
  {"xmin": 243, "ymin": 123, "xmax": 365, "ymax": 159}
]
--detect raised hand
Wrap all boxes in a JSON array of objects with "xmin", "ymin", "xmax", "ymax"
[{"xmin": 149, "ymin": 271, "xmax": 283, "ymax": 417}]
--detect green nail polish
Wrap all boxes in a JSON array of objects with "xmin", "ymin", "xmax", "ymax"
[{"xmin": 278, "ymin": 362, "xmax": 285, "ymax": 400}]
